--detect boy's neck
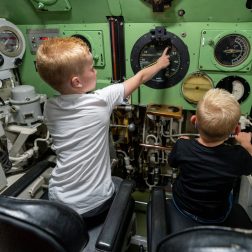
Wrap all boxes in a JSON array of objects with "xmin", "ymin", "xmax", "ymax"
[{"xmin": 197, "ymin": 136, "xmax": 225, "ymax": 147}]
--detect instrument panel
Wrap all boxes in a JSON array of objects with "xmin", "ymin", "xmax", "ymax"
[
  {"xmin": 8, "ymin": 23, "xmax": 252, "ymax": 113},
  {"xmin": 129, "ymin": 26, "xmax": 251, "ymax": 111}
]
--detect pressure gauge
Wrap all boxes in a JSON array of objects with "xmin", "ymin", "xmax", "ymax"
[
  {"xmin": 0, "ymin": 31, "xmax": 19, "ymax": 53},
  {"xmin": 182, "ymin": 72, "xmax": 213, "ymax": 104},
  {"xmin": 131, "ymin": 27, "xmax": 190, "ymax": 89},
  {"xmin": 0, "ymin": 26, "xmax": 24, "ymax": 58},
  {"xmin": 216, "ymin": 76, "xmax": 250, "ymax": 103},
  {"xmin": 214, "ymin": 34, "xmax": 250, "ymax": 67},
  {"xmin": 0, "ymin": 19, "xmax": 25, "ymax": 71}
]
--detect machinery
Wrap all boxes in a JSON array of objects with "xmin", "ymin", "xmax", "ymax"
[{"xmin": 0, "ymin": 18, "xmax": 51, "ymax": 196}]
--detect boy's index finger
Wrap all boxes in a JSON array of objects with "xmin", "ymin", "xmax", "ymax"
[
  {"xmin": 165, "ymin": 38, "xmax": 172, "ymax": 54},
  {"xmin": 162, "ymin": 47, "xmax": 169, "ymax": 56}
]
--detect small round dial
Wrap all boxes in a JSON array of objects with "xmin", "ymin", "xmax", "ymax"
[
  {"xmin": 0, "ymin": 27, "xmax": 23, "ymax": 57},
  {"xmin": 0, "ymin": 31, "xmax": 19, "ymax": 53},
  {"xmin": 0, "ymin": 20, "xmax": 25, "ymax": 68},
  {"xmin": 216, "ymin": 76, "xmax": 250, "ymax": 103},
  {"xmin": 232, "ymin": 80, "xmax": 245, "ymax": 101},
  {"xmin": 214, "ymin": 34, "xmax": 250, "ymax": 67},
  {"xmin": 182, "ymin": 72, "xmax": 213, "ymax": 104}
]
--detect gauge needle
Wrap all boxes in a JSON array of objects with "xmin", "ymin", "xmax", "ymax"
[
  {"xmin": 4, "ymin": 39, "xmax": 9, "ymax": 46},
  {"xmin": 223, "ymin": 49, "xmax": 242, "ymax": 53}
]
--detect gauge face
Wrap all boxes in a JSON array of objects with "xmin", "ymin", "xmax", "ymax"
[
  {"xmin": 0, "ymin": 26, "xmax": 24, "ymax": 58},
  {"xmin": 182, "ymin": 72, "xmax": 213, "ymax": 104},
  {"xmin": 130, "ymin": 27, "xmax": 190, "ymax": 89},
  {"xmin": 216, "ymin": 76, "xmax": 250, "ymax": 103},
  {"xmin": 139, "ymin": 43, "xmax": 181, "ymax": 80},
  {"xmin": 0, "ymin": 30, "xmax": 19, "ymax": 53},
  {"xmin": 214, "ymin": 34, "xmax": 250, "ymax": 67},
  {"xmin": 232, "ymin": 80, "xmax": 245, "ymax": 101}
]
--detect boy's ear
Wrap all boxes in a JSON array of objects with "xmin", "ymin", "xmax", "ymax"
[
  {"xmin": 71, "ymin": 76, "xmax": 83, "ymax": 88},
  {"xmin": 190, "ymin": 115, "xmax": 197, "ymax": 125},
  {"xmin": 190, "ymin": 115, "xmax": 198, "ymax": 129},
  {"xmin": 234, "ymin": 124, "xmax": 241, "ymax": 135}
]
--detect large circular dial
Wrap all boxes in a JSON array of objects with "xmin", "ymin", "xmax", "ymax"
[
  {"xmin": 216, "ymin": 76, "xmax": 250, "ymax": 103},
  {"xmin": 130, "ymin": 27, "xmax": 190, "ymax": 89},
  {"xmin": 214, "ymin": 34, "xmax": 250, "ymax": 67}
]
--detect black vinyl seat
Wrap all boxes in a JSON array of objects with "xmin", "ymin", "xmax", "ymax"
[
  {"xmin": 157, "ymin": 226, "xmax": 252, "ymax": 252},
  {"xmin": 147, "ymin": 187, "xmax": 252, "ymax": 252},
  {"xmin": 0, "ymin": 196, "xmax": 88, "ymax": 252},
  {"xmin": 0, "ymin": 180, "xmax": 135, "ymax": 252}
]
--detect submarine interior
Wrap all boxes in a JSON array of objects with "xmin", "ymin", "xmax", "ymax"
[{"xmin": 1, "ymin": 0, "xmax": 252, "ymax": 251}]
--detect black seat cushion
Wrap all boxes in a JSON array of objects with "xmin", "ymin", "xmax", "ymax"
[
  {"xmin": 157, "ymin": 226, "xmax": 252, "ymax": 252},
  {"xmin": 147, "ymin": 188, "xmax": 252, "ymax": 252},
  {"xmin": 0, "ymin": 196, "xmax": 88, "ymax": 252},
  {"xmin": 166, "ymin": 199, "xmax": 252, "ymax": 234},
  {"xmin": 222, "ymin": 203, "xmax": 252, "ymax": 229}
]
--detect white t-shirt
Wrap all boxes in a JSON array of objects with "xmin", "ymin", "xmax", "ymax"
[{"xmin": 44, "ymin": 83, "xmax": 125, "ymax": 214}]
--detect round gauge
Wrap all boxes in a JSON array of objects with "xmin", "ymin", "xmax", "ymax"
[
  {"xmin": 72, "ymin": 34, "xmax": 92, "ymax": 52},
  {"xmin": 130, "ymin": 27, "xmax": 190, "ymax": 89},
  {"xmin": 0, "ymin": 31, "xmax": 18, "ymax": 52},
  {"xmin": 214, "ymin": 34, "xmax": 250, "ymax": 67},
  {"xmin": 216, "ymin": 76, "xmax": 250, "ymax": 103},
  {"xmin": 182, "ymin": 72, "xmax": 213, "ymax": 104},
  {"xmin": 0, "ymin": 26, "xmax": 24, "ymax": 57}
]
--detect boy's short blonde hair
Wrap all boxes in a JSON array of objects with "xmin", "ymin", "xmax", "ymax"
[
  {"xmin": 36, "ymin": 37, "xmax": 90, "ymax": 90},
  {"xmin": 196, "ymin": 88, "xmax": 241, "ymax": 141}
]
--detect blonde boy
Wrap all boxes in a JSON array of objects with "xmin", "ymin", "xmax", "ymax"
[
  {"xmin": 36, "ymin": 37, "xmax": 170, "ymax": 219},
  {"xmin": 169, "ymin": 88, "xmax": 252, "ymax": 223}
]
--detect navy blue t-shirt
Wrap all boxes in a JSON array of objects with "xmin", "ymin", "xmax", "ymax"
[{"xmin": 169, "ymin": 138, "xmax": 252, "ymax": 220}]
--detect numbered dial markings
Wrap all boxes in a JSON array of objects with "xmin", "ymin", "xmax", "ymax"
[{"xmin": 214, "ymin": 34, "xmax": 250, "ymax": 67}]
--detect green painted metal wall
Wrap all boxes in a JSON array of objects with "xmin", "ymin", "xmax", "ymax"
[{"xmin": 0, "ymin": 0, "xmax": 252, "ymax": 113}]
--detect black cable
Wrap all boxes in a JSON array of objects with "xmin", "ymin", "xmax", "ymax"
[
  {"xmin": 13, "ymin": 68, "xmax": 23, "ymax": 85},
  {"xmin": 0, "ymin": 96, "xmax": 5, "ymax": 106},
  {"xmin": 0, "ymin": 150, "xmax": 12, "ymax": 172}
]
